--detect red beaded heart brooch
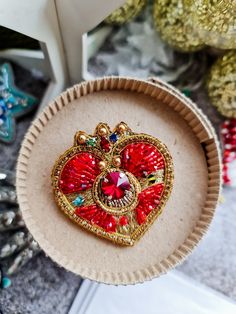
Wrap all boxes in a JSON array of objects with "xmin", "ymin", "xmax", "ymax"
[{"xmin": 51, "ymin": 122, "xmax": 174, "ymax": 246}]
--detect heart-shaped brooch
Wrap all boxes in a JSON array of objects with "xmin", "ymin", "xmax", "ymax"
[{"xmin": 51, "ymin": 122, "xmax": 174, "ymax": 246}]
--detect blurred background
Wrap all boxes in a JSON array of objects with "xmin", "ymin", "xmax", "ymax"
[{"xmin": 0, "ymin": 0, "xmax": 236, "ymax": 313}]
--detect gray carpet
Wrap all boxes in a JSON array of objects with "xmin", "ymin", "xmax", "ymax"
[
  {"xmin": 178, "ymin": 188, "xmax": 236, "ymax": 300},
  {"xmin": 0, "ymin": 255, "xmax": 81, "ymax": 314}
]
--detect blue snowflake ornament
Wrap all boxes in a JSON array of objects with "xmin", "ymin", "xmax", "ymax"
[{"xmin": 0, "ymin": 63, "xmax": 38, "ymax": 143}]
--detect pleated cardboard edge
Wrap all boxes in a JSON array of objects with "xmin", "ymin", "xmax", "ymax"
[{"xmin": 16, "ymin": 76, "xmax": 222, "ymax": 285}]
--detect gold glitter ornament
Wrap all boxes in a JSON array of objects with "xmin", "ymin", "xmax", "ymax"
[
  {"xmin": 105, "ymin": 0, "xmax": 146, "ymax": 25},
  {"xmin": 153, "ymin": 0, "xmax": 204, "ymax": 52},
  {"xmin": 186, "ymin": 0, "xmax": 236, "ymax": 49},
  {"xmin": 207, "ymin": 51, "xmax": 236, "ymax": 118}
]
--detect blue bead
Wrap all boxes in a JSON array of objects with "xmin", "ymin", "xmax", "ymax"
[
  {"xmin": 72, "ymin": 195, "xmax": 84, "ymax": 207},
  {"xmin": 0, "ymin": 100, "xmax": 7, "ymax": 117},
  {"xmin": 2, "ymin": 277, "xmax": 11, "ymax": 289},
  {"xmin": 7, "ymin": 95, "xmax": 16, "ymax": 104},
  {"xmin": 109, "ymin": 133, "xmax": 118, "ymax": 143}
]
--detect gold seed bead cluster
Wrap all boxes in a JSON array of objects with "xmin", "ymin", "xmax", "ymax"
[
  {"xmin": 207, "ymin": 51, "xmax": 236, "ymax": 118},
  {"xmin": 105, "ymin": 0, "xmax": 147, "ymax": 25},
  {"xmin": 153, "ymin": 0, "xmax": 204, "ymax": 52},
  {"xmin": 187, "ymin": 0, "xmax": 236, "ymax": 33},
  {"xmin": 185, "ymin": 0, "xmax": 236, "ymax": 49}
]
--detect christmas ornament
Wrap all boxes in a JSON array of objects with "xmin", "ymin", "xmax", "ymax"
[
  {"xmin": 153, "ymin": 0, "xmax": 204, "ymax": 52},
  {"xmin": 0, "ymin": 186, "xmax": 17, "ymax": 203},
  {"xmin": 0, "ymin": 168, "xmax": 40, "ymax": 289},
  {"xmin": 0, "ymin": 63, "xmax": 38, "ymax": 144},
  {"xmin": 105, "ymin": 0, "xmax": 146, "ymax": 25},
  {"xmin": 221, "ymin": 119, "xmax": 236, "ymax": 187},
  {"xmin": 0, "ymin": 207, "xmax": 24, "ymax": 232},
  {"xmin": 186, "ymin": 0, "xmax": 236, "ymax": 49},
  {"xmin": 52, "ymin": 122, "xmax": 174, "ymax": 246},
  {"xmin": 6, "ymin": 237, "xmax": 40, "ymax": 276},
  {"xmin": 0, "ymin": 231, "xmax": 31, "ymax": 259},
  {"xmin": 207, "ymin": 51, "xmax": 236, "ymax": 118}
]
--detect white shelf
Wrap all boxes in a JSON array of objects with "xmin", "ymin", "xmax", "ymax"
[{"xmin": 69, "ymin": 271, "xmax": 236, "ymax": 314}]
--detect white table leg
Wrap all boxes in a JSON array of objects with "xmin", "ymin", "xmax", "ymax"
[
  {"xmin": 0, "ymin": 0, "xmax": 68, "ymax": 109},
  {"xmin": 55, "ymin": 0, "xmax": 126, "ymax": 84}
]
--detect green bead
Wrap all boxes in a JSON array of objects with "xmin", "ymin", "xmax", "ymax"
[
  {"xmin": 86, "ymin": 137, "xmax": 97, "ymax": 147},
  {"xmin": 182, "ymin": 88, "xmax": 191, "ymax": 97}
]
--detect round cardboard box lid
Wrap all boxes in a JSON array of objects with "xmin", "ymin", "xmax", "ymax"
[{"xmin": 16, "ymin": 77, "xmax": 221, "ymax": 285}]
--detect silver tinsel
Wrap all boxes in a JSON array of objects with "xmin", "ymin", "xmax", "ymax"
[
  {"xmin": 0, "ymin": 168, "xmax": 40, "ymax": 283},
  {"xmin": 88, "ymin": 4, "xmax": 207, "ymax": 91}
]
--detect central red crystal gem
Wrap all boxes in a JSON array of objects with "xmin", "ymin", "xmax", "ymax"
[{"xmin": 101, "ymin": 171, "xmax": 130, "ymax": 200}]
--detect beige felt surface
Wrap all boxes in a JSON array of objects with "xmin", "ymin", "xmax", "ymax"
[{"xmin": 17, "ymin": 78, "xmax": 221, "ymax": 285}]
